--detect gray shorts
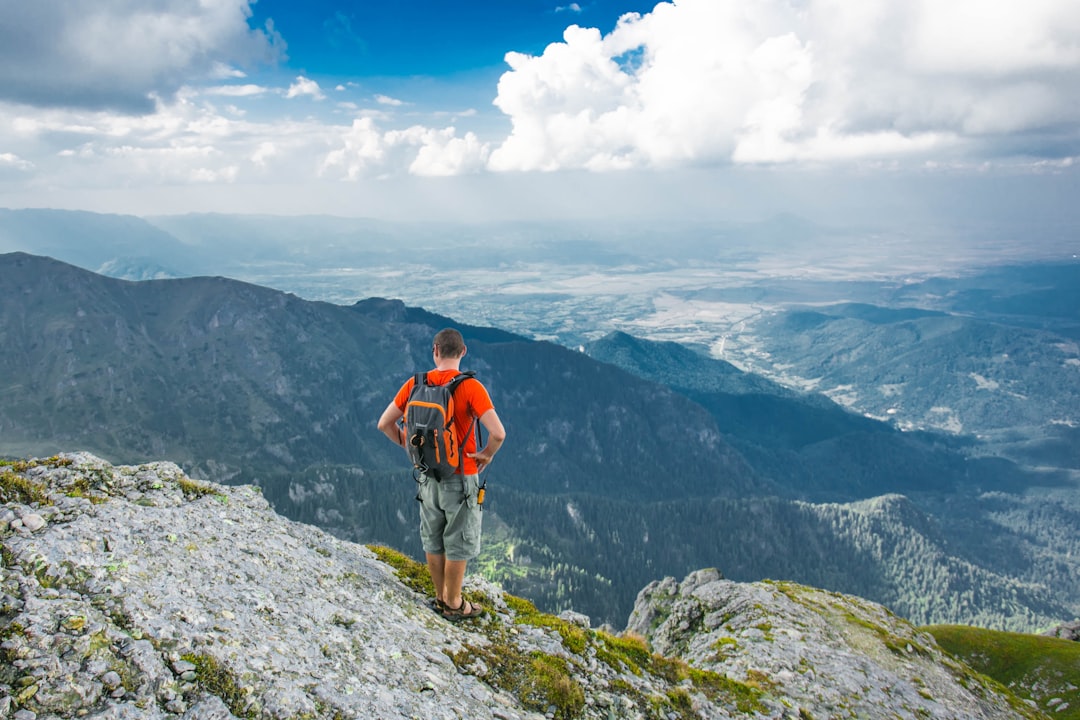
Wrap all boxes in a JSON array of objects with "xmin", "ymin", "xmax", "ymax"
[{"xmin": 417, "ymin": 473, "xmax": 482, "ymax": 561}]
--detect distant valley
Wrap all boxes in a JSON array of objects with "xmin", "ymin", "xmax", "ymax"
[{"xmin": 1, "ymin": 209, "xmax": 1079, "ymax": 631}]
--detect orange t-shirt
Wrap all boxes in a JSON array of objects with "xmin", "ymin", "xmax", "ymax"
[{"xmin": 394, "ymin": 369, "xmax": 494, "ymax": 476}]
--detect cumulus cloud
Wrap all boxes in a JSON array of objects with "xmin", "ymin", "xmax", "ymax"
[
  {"xmin": 321, "ymin": 118, "xmax": 490, "ymax": 179},
  {"xmin": 0, "ymin": 0, "xmax": 283, "ymax": 114},
  {"xmin": 489, "ymin": 0, "xmax": 1080, "ymax": 171},
  {"xmin": 2, "ymin": 0, "xmax": 1077, "ymax": 212},
  {"xmin": 0, "ymin": 92, "xmax": 335, "ymax": 196},
  {"xmin": 286, "ymin": 77, "xmax": 326, "ymax": 100}
]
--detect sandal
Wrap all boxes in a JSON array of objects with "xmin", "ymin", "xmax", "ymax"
[
  {"xmin": 442, "ymin": 598, "xmax": 484, "ymax": 621},
  {"xmin": 428, "ymin": 597, "xmax": 447, "ymax": 614}
]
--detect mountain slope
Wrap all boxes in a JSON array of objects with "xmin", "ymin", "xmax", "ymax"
[
  {"xmin": 627, "ymin": 569, "xmax": 1044, "ymax": 720},
  {"xmin": 926, "ymin": 624, "xmax": 1080, "ymax": 719},
  {"xmin": 4, "ymin": 252, "xmax": 1078, "ymax": 631},
  {"xmin": 748, "ymin": 295, "xmax": 1080, "ymax": 464},
  {"xmin": 0, "ymin": 208, "xmax": 196, "ymax": 276},
  {"xmin": 585, "ymin": 330, "xmax": 1048, "ymax": 499},
  {"xmin": 0, "ymin": 453, "xmax": 1046, "ymax": 720},
  {"xmin": 0, "ymin": 251, "xmax": 761, "ymax": 504}
]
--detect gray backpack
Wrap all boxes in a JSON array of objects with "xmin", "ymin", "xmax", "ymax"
[{"xmin": 403, "ymin": 371, "xmax": 476, "ymax": 480}]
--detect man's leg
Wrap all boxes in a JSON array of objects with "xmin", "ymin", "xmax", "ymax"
[
  {"xmin": 426, "ymin": 552, "xmax": 447, "ymax": 603},
  {"xmin": 442, "ymin": 558, "xmax": 468, "ymax": 609}
]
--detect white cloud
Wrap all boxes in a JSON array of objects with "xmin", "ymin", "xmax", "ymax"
[
  {"xmin": 1, "ymin": 0, "xmax": 1078, "ymax": 216},
  {"xmin": 489, "ymin": 0, "xmax": 1080, "ymax": 171},
  {"xmin": 320, "ymin": 118, "xmax": 490, "ymax": 179},
  {"xmin": 205, "ymin": 84, "xmax": 269, "ymax": 98},
  {"xmin": 210, "ymin": 63, "xmax": 248, "ymax": 80},
  {"xmin": 286, "ymin": 76, "xmax": 325, "ymax": 100},
  {"xmin": 0, "ymin": 152, "xmax": 34, "ymax": 171},
  {"xmin": 408, "ymin": 129, "xmax": 490, "ymax": 176},
  {"xmin": 0, "ymin": 0, "xmax": 282, "ymax": 113}
]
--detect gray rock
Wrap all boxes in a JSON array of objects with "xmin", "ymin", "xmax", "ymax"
[
  {"xmin": 0, "ymin": 453, "xmax": 1043, "ymax": 720},
  {"xmin": 1043, "ymin": 620, "xmax": 1080, "ymax": 641},
  {"xmin": 20, "ymin": 514, "xmax": 45, "ymax": 532}
]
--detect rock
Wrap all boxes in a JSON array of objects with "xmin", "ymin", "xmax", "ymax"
[
  {"xmin": 557, "ymin": 609, "xmax": 591, "ymax": 628},
  {"xmin": 20, "ymin": 514, "xmax": 46, "ymax": 532},
  {"xmin": 0, "ymin": 453, "xmax": 1043, "ymax": 720},
  {"xmin": 1043, "ymin": 620, "xmax": 1080, "ymax": 642}
]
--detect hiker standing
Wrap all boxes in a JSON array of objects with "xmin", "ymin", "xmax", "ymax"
[{"xmin": 377, "ymin": 328, "xmax": 506, "ymax": 620}]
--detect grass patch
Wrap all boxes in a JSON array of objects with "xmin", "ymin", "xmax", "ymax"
[
  {"xmin": 181, "ymin": 653, "xmax": 258, "ymax": 719},
  {"xmin": 925, "ymin": 624, "xmax": 1080, "ymax": 720},
  {"xmin": 594, "ymin": 629, "xmax": 653, "ymax": 675},
  {"xmin": 504, "ymin": 594, "xmax": 588, "ymax": 654},
  {"xmin": 592, "ymin": 629, "xmax": 765, "ymax": 714},
  {"xmin": 0, "ymin": 470, "xmax": 52, "ymax": 506},
  {"xmin": 449, "ymin": 632, "xmax": 585, "ymax": 720},
  {"xmin": 177, "ymin": 475, "xmax": 216, "ymax": 499},
  {"xmin": 0, "ymin": 456, "xmax": 73, "ymax": 472},
  {"xmin": 365, "ymin": 545, "xmax": 435, "ymax": 597}
]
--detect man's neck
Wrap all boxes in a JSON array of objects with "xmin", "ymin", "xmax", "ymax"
[{"xmin": 434, "ymin": 358, "xmax": 461, "ymax": 371}]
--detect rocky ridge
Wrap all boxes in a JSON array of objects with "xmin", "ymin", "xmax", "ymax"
[{"xmin": 1, "ymin": 454, "xmax": 1042, "ymax": 719}]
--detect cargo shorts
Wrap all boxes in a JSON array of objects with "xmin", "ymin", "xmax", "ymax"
[{"xmin": 416, "ymin": 473, "xmax": 482, "ymax": 561}]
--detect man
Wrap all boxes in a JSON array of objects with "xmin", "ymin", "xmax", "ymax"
[{"xmin": 377, "ymin": 328, "xmax": 506, "ymax": 621}]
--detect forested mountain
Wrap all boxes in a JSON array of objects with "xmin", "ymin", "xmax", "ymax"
[
  {"xmin": 2, "ymin": 251, "xmax": 1078, "ymax": 630},
  {"xmin": 585, "ymin": 331, "xmax": 1055, "ymax": 499},
  {"xmin": 732, "ymin": 263, "xmax": 1080, "ymax": 472}
]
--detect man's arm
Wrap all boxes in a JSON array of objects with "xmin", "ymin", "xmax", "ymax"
[
  {"xmin": 468, "ymin": 408, "xmax": 506, "ymax": 470},
  {"xmin": 377, "ymin": 402, "xmax": 406, "ymax": 447}
]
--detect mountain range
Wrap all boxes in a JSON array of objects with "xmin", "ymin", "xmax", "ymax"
[{"xmin": 2, "ymin": 250, "xmax": 1078, "ymax": 631}]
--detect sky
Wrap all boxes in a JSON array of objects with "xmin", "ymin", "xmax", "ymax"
[{"xmin": 1, "ymin": 0, "xmax": 1079, "ymax": 225}]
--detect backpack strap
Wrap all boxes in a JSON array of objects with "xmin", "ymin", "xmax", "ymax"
[
  {"xmin": 445, "ymin": 370, "xmax": 476, "ymax": 392},
  {"xmin": 445, "ymin": 371, "xmax": 478, "ymax": 476}
]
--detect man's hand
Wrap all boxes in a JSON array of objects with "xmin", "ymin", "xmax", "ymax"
[{"xmin": 467, "ymin": 409, "xmax": 506, "ymax": 470}]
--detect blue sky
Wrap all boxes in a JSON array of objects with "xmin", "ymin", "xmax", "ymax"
[{"xmin": 1, "ymin": 0, "xmax": 1079, "ymax": 226}]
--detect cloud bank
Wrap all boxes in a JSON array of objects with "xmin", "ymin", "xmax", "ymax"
[
  {"xmin": 0, "ymin": 0, "xmax": 282, "ymax": 114},
  {"xmin": 0, "ymin": 0, "xmax": 1077, "ymax": 216},
  {"xmin": 489, "ymin": 0, "xmax": 1080, "ymax": 170}
]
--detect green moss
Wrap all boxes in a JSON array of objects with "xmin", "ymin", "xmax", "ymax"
[
  {"xmin": 504, "ymin": 593, "xmax": 588, "ymax": 654},
  {"xmin": 178, "ymin": 476, "xmax": 215, "ymax": 499},
  {"xmin": 710, "ymin": 636, "xmax": 738, "ymax": 662},
  {"xmin": 0, "ymin": 456, "xmax": 73, "ymax": 472},
  {"xmin": 448, "ymin": 633, "xmax": 585, "ymax": 720},
  {"xmin": 365, "ymin": 545, "xmax": 436, "ymax": 597},
  {"xmin": 687, "ymin": 667, "xmax": 766, "ymax": 714},
  {"xmin": 753, "ymin": 622, "xmax": 775, "ymax": 641},
  {"xmin": 665, "ymin": 687, "xmax": 694, "ymax": 712},
  {"xmin": 0, "ymin": 470, "xmax": 52, "ymax": 506},
  {"xmin": 181, "ymin": 653, "xmax": 258, "ymax": 719},
  {"xmin": 594, "ymin": 630, "xmax": 652, "ymax": 675},
  {"xmin": 65, "ymin": 476, "xmax": 107, "ymax": 504},
  {"xmin": 0, "ymin": 621, "xmax": 26, "ymax": 676},
  {"xmin": 529, "ymin": 653, "xmax": 585, "ymax": 717}
]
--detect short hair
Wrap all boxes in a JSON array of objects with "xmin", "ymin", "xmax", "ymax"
[{"xmin": 433, "ymin": 328, "xmax": 466, "ymax": 358}]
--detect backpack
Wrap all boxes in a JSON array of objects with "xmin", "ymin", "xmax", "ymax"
[{"xmin": 403, "ymin": 371, "xmax": 477, "ymax": 480}]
